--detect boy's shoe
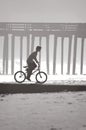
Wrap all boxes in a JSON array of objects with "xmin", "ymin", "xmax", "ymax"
[
  {"xmin": 27, "ymin": 78, "xmax": 31, "ymax": 81},
  {"xmin": 26, "ymin": 77, "xmax": 31, "ymax": 81}
]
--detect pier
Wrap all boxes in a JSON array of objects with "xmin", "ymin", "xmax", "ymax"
[{"xmin": 0, "ymin": 23, "xmax": 86, "ymax": 75}]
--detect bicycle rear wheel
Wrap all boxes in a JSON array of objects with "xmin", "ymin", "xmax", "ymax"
[
  {"xmin": 14, "ymin": 71, "xmax": 26, "ymax": 83},
  {"xmin": 36, "ymin": 71, "xmax": 47, "ymax": 83}
]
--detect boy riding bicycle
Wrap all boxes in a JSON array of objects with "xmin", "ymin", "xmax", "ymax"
[{"xmin": 26, "ymin": 46, "xmax": 41, "ymax": 81}]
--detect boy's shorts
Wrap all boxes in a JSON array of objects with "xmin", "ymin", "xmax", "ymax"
[{"xmin": 28, "ymin": 62, "xmax": 37, "ymax": 69}]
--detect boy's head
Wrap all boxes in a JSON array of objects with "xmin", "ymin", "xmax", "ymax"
[{"xmin": 36, "ymin": 46, "xmax": 41, "ymax": 52}]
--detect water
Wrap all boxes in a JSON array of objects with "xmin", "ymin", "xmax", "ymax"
[{"xmin": 0, "ymin": 92, "xmax": 86, "ymax": 130}]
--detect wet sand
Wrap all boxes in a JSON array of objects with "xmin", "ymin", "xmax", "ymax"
[
  {"xmin": 0, "ymin": 83, "xmax": 86, "ymax": 94},
  {"xmin": 0, "ymin": 75, "xmax": 86, "ymax": 93}
]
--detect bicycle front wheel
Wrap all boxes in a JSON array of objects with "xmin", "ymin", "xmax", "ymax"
[
  {"xmin": 14, "ymin": 71, "xmax": 26, "ymax": 83},
  {"xmin": 36, "ymin": 71, "xmax": 47, "ymax": 83}
]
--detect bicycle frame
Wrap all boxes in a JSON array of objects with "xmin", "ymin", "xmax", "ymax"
[
  {"xmin": 24, "ymin": 65, "xmax": 40, "ymax": 76},
  {"xmin": 31, "ymin": 66, "xmax": 40, "ymax": 75}
]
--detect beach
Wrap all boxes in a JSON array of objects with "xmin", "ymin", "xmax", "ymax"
[{"xmin": 0, "ymin": 75, "xmax": 86, "ymax": 130}]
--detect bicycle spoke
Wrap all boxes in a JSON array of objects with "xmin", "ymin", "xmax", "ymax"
[
  {"xmin": 36, "ymin": 71, "xmax": 47, "ymax": 83},
  {"xmin": 14, "ymin": 71, "xmax": 26, "ymax": 83}
]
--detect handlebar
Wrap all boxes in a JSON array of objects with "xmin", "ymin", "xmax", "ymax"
[{"xmin": 38, "ymin": 64, "xmax": 40, "ymax": 69}]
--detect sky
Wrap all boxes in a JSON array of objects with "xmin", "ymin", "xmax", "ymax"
[{"xmin": 0, "ymin": 0, "xmax": 86, "ymax": 23}]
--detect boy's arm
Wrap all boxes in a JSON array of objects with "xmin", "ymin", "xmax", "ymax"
[
  {"xmin": 33, "ymin": 52, "xmax": 39, "ymax": 64},
  {"xmin": 34, "ymin": 57, "xmax": 39, "ymax": 64}
]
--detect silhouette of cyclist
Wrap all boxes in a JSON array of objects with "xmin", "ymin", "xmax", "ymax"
[{"xmin": 26, "ymin": 46, "xmax": 41, "ymax": 81}]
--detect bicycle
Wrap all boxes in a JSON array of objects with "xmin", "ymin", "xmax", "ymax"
[{"xmin": 14, "ymin": 64, "xmax": 47, "ymax": 84}]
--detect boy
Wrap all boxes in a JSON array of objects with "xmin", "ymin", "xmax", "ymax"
[{"xmin": 27, "ymin": 46, "xmax": 41, "ymax": 81}]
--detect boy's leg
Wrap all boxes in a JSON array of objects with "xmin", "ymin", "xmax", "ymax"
[
  {"xmin": 27, "ymin": 62, "xmax": 37, "ymax": 81},
  {"xmin": 27, "ymin": 63, "xmax": 33, "ymax": 80},
  {"xmin": 27, "ymin": 68, "xmax": 32, "ymax": 80}
]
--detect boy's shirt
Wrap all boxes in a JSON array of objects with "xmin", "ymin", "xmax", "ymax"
[{"xmin": 27, "ymin": 51, "xmax": 38, "ymax": 64}]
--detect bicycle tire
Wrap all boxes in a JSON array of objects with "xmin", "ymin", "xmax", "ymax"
[
  {"xmin": 36, "ymin": 71, "xmax": 47, "ymax": 83},
  {"xmin": 14, "ymin": 71, "xmax": 26, "ymax": 83}
]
